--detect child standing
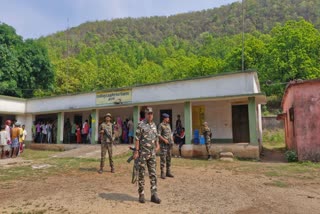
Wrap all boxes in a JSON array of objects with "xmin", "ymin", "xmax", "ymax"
[{"xmin": 0, "ymin": 125, "xmax": 8, "ymax": 159}]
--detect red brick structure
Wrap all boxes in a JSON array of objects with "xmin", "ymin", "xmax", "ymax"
[{"xmin": 278, "ymin": 80, "xmax": 320, "ymax": 161}]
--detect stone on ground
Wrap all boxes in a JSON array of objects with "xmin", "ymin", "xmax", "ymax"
[{"xmin": 219, "ymin": 157, "xmax": 234, "ymax": 162}]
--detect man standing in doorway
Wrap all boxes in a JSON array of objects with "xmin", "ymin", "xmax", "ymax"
[
  {"xmin": 133, "ymin": 107, "xmax": 161, "ymax": 204},
  {"xmin": 98, "ymin": 113, "xmax": 115, "ymax": 174},
  {"xmin": 158, "ymin": 113, "xmax": 174, "ymax": 179},
  {"xmin": 203, "ymin": 122, "xmax": 212, "ymax": 160}
]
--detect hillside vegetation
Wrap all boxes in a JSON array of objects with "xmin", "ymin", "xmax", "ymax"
[{"xmin": 1, "ymin": 0, "xmax": 320, "ymax": 105}]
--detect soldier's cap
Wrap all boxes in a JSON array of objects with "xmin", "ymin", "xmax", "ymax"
[
  {"xmin": 162, "ymin": 113, "xmax": 170, "ymax": 118},
  {"xmin": 104, "ymin": 113, "xmax": 112, "ymax": 118},
  {"xmin": 203, "ymin": 122, "xmax": 208, "ymax": 126},
  {"xmin": 145, "ymin": 107, "xmax": 153, "ymax": 113}
]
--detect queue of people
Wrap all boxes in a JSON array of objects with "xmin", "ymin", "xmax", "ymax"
[
  {"xmin": 33, "ymin": 121, "xmax": 55, "ymax": 143},
  {"xmin": 0, "ymin": 120, "xmax": 27, "ymax": 159}
]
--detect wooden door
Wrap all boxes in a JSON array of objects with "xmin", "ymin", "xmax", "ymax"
[{"xmin": 232, "ymin": 105, "xmax": 249, "ymax": 143}]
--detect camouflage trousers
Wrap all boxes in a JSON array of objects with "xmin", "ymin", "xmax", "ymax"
[
  {"xmin": 138, "ymin": 154, "xmax": 157, "ymax": 196},
  {"xmin": 100, "ymin": 142, "xmax": 114, "ymax": 169},
  {"xmin": 160, "ymin": 143, "xmax": 171, "ymax": 172},
  {"xmin": 205, "ymin": 142, "xmax": 211, "ymax": 155}
]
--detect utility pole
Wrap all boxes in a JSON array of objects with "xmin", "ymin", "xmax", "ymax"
[
  {"xmin": 66, "ymin": 18, "xmax": 70, "ymax": 94},
  {"xmin": 241, "ymin": 0, "xmax": 245, "ymax": 72}
]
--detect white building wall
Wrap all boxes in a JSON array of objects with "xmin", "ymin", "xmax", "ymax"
[
  {"xmin": 20, "ymin": 72, "xmax": 259, "ymax": 114},
  {"xmin": 192, "ymin": 100, "xmax": 233, "ymax": 139},
  {"xmin": 0, "ymin": 97, "xmax": 26, "ymax": 114},
  {"xmin": 26, "ymin": 93, "xmax": 96, "ymax": 113},
  {"xmin": 132, "ymin": 73, "xmax": 256, "ymax": 104}
]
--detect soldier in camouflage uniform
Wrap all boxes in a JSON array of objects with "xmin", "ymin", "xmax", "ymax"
[
  {"xmin": 158, "ymin": 113, "xmax": 174, "ymax": 179},
  {"xmin": 98, "ymin": 113, "xmax": 115, "ymax": 174},
  {"xmin": 203, "ymin": 122, "xmax": 212, "ymax": 160},
  {"xmin": 133, "ymin": 107, "xmax": 161, "ymax": 204}
]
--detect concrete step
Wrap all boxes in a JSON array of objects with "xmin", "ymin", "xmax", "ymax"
[{"xmin": 219, "ymin": 152, "xmax": 234, "ymax": 158}]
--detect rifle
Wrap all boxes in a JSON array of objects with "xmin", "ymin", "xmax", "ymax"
[
  {"xmin": 103, "ymin": 128, "xmax": 117, "ymax": 147},
  {"xmin": 127, "ymin": 146, "xmax": 139, "ymax": 184}
]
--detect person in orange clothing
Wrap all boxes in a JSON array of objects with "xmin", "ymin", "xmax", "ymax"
[{"xmin": 11, "ymin": 122, "xmax": 21, "ymax": 158}]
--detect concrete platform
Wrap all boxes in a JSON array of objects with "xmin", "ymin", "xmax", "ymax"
[{"xmin": 172, "ymin": 143, "xmax": 260, "ymax": 159}]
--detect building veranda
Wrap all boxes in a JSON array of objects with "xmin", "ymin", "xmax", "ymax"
[{"xmin": 0, "ymin": 71, "xmax": 266, "ymax": 159}]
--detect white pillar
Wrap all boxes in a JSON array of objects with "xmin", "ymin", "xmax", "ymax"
[
  {"xmin": 16, "ymin": 115, "xmax": 26, "ymax": 125},
  {"xmin": 94, "ymin": 109, "xmax": 99, "ymax": 143},
  {"xmin": 25, "ymin": 114, "xmax": 35, "ymax": 142},
  {"xmin": 57, "ymin": 112, "xmax": 65, "ymax": 144},
  {"xmin": 257, "ymin": 104, "xmax": 263, "ymax": 149}
]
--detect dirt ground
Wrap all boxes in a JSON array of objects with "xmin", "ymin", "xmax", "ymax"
[{"xmin": 1, "ymin": 148, "xmax": 320, "ymax": 214}]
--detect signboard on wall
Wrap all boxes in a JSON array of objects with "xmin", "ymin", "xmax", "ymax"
[{"xmin": 96, "ymin": 90, "xmax": 132, "ymax": 105}]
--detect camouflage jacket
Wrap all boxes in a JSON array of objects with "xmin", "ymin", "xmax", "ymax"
[
  {"xmin": 135, "ymin": 120, "xmax": 159, "ymax": 156},
  {"xmin": 158, "ymin": 122, "xmax": 172, "ymax": 144},
  {"xmin": 99, "ymin": 122, "xmax": 114, "ymax": 143},
  {"xmin": 203, "ymin": 126, "xmax": 212, "ymax": 142}
]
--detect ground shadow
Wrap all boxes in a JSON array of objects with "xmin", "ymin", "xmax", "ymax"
[
  {"xmin": 260, "ymin": 148, "xmax": 287, "ymax": 163},
  {"xmin": 99, "ymin": 193, "xmax": 137, "ymax": 202},
  {"xmin": 79, "ymin": 167, "xmax": 98, "ymax": 172}
]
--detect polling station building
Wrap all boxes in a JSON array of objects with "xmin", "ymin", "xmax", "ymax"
[{"xmin": 0, "ymin": 71, "xmax": 266, "ymax": 159}]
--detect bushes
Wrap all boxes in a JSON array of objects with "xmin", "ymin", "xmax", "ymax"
[
  {"xmin": 285, "ymin": 150, "xmax": 298, "ymax": 162},
  {"xmin": 262, "ymin": 129, "xmax": 285, "ymax": 150}
]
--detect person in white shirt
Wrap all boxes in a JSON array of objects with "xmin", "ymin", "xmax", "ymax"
[{"xmin": 0, "ymin": 125, "xmax": 8, "ymax": 159}]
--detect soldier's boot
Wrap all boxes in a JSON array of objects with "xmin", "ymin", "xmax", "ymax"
[
  {"xmin": 160, "ymin": 169, "xmax": 166, "ymax": 179},
  {"xmin": 151, "ymin": 193, "xmax": 161, "ymax": 204},
  {"xmin": 166, "ymin": 170, "xmax": 174, "ymax": 178},
  {"xmin": 208, "ymin": 155, "xmax": 213, "ymax": 161},
  {"xmin": 98, "ymin": 168, "xmax": 103, "ymax": 174},
  {"xmin": 111, "ymin": 167, "xmax": 115, "ymax": 173},
  {"xmin": 139, "ymin": 194, "xmax": 145, "ymax": 203},
  {"xmin": 0, "ymin": 151, "xmax": 4, "ymax": 159}
]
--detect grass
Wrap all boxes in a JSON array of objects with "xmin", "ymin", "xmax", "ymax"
[
  {"xmin": 1, "ymin": 149, "xmax": 320, "ymax": 184},
  {"xmin": 264, "ymin": 180, "xmax": 289, "ymax": 188},
  {"xmin": 262, "ymin": 129, "xmax": 286, "ymax": 150}
]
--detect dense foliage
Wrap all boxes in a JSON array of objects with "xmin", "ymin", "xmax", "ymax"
[
  {"xmin": 1, "ymin": 0, "xmax": 320, "ymax": 101},
  {"xmin": 0, "ymin": 23, "xmax": 53, "ymax": 98}
]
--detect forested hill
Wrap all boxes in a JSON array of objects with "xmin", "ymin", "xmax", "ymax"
[
  {"xmin": 2, "ymin": 0, "xmax": 318, "ymax": 105},
  {"xmin": 33, "ymin": 0, "xmax": 320, "ymax": 103},
  {"xmin": 41, "ymin": 0, "xmax": 320, "ymax": 53}
]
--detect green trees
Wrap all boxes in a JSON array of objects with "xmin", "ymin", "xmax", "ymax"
[
  {"xmin": 0, "ymin": 24, "xmax": 21, "ymax": 97},
  {"xmin": 2, "ymin": 0, "xmax": 320, "ymax": 102},
  {"xmin": 0, "ymin": 23, "xmax": 54, "ymax": 98},
  {"xmin": 37, "ymin": 18, "xmax": 320, "ymax": 99},
  {"xmin": 261, "ymin": 20, "xmax": 320, "ymax": 95}
]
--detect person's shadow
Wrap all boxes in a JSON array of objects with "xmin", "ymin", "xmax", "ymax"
[{"xmin": 99, "ymin": 193, "xmax": 137, "ymax": 202}]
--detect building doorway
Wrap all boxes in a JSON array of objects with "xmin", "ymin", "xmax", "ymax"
[{"xmin": 232, "ymin": 105, "xmax": 249, "ymax": 143}]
